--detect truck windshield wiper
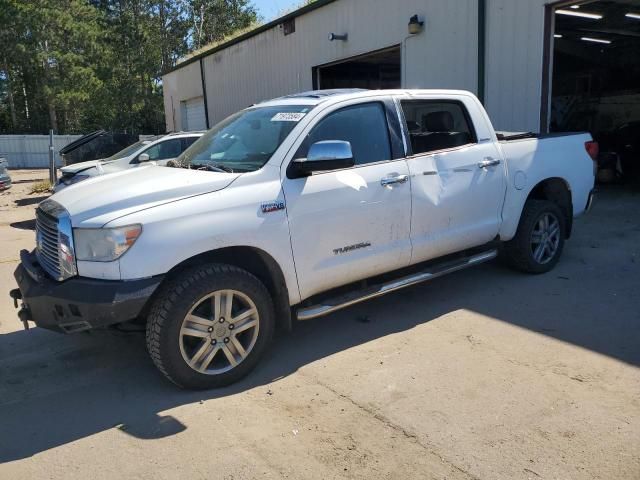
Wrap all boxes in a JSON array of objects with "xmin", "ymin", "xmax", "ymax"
[{"xmin": 191, "ymin": 163, "xmax": 234, "ymax": 173}]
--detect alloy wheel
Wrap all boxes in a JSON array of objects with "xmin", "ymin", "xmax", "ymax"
[
  {"xmin": 530, "ymin": 212, "xmax": 561, "ymax": 265},
  {"xmin": 179, "ymin": 289, "xmax": 260, "ymax": 374}
]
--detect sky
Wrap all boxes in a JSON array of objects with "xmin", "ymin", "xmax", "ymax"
[{"xmin": 252, "ymin": 0, "xmax": 303, "ymax": 22}]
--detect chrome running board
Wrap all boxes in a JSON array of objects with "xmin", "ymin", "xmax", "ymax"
[{"xmin": 296, "ymin": 250, "xmax": 497, "ymax": 321}]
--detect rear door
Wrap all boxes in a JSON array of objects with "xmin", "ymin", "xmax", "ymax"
[
  {"xmin": 398, "ymin": 95, "xmax": 506, "ymax": 263},
  {"xmin": 282, "ymin": 99, "xmax": 412, "ymax": 300}
]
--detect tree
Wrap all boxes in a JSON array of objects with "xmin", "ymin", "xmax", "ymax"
[
  {"xmin": 0, "ymin": 0, "xmax": 258, "ymax": 134},
  {"xmin": 185, "ymin": 0, "xmax": 257, "ymax": 51},
  {"xmin": 0, "ymin": 0, "xmax": 105, "ymax": 133}
]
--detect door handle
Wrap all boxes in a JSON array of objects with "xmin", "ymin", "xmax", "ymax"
[
  {"xmin": 380, "ymin": 174, "xmax": 409, "ymax": 187},
  {"xmin": 478, "ymin": 157, "xmax": 501, "ymax": 169}
]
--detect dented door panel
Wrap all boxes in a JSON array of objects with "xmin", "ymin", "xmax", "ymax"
[{"xmin": 407, "ymin": 142, "xmax": 506, "ymax": 263}]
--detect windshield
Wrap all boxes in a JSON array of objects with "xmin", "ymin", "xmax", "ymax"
[
  {"xmin": 175, "ymin": 105, "xmax": 313, "ymax": 173},
  {"xmin": 106, "ymin": 138, "xmax": 155, "ymax": 161}
]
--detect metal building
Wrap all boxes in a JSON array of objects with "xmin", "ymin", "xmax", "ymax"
[{"xmin": 163, "ymin": 0, "xmax": 640, "ymax": 151}]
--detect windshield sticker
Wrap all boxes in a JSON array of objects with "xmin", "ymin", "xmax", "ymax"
[{"xmin": 271, "ymin": 112, "xmax": 307, "ymax": 122}]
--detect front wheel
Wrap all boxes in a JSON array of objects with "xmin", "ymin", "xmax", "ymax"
[
  {"xmin": 146, "ymin": 264, "xmax": 275, "ymax": 389},
  {"xmin": 503, "ymin": 199, "xmax": 566, "ymax": 274}
]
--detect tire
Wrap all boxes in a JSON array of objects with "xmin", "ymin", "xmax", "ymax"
[
  {"xmin": 503, "ymin": 199, "xmax": 566, "ymax": 274},
  {"xmin": 146, "ymin": 263, "xmax": 275, "ymax": 389}
]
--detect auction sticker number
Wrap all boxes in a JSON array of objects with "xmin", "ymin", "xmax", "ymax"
[{"xmin": 271, "ymin": 112, "xmax": 307, "ymax": 122}]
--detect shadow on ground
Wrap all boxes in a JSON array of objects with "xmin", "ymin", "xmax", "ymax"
[
  {"xmin": 14, "ymin": 196, "xmax": 49, "ymax": 207},
  {"xmin": 7, "ymin": 179, "xmax": 44, "ymax": 185},
  {"xmin": 0, "ymin": 187, "xmax": 638, "ymax": 462},
  {"xmin": 9, "ymin": 219, "xmax": 36, "ymax": 231}
]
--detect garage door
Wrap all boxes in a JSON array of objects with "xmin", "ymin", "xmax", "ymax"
[
  {"xmin": 180, "ymin": 97, "xmax": 207, "ymax": 131},
  {"xmin": 314, "ymin": 46, "xmax": 401, "ymax": 90},
  {"xmin": 550, "ymin": 0, "xmax": 640, "ymax": 184}
]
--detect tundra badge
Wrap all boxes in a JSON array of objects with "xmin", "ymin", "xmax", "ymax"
[{"xmin": 333, "ymin": 242, "xmax": 372, "ymax": 255}]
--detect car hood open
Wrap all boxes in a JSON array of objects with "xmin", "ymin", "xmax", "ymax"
[
  {"xmin": 60, "ymin": 159, "xmax": 105, "ymax": 175},
  {"xmin": 50, "ymin": 165, "xmax": 239, "ymax": 227}
]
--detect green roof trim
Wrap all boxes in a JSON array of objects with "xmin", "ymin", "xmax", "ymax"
[{"xmin": 165, "ymin": 0, "xmax": 340, "ymax": 75}]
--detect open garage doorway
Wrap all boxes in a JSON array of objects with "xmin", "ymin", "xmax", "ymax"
[
  {"xmin": 549, "ymin": 0, "xmax": 640, "ymax": 184},
  {"xmin": 313, "ymin": 46, "xmax": 401, "ymax": 90}
]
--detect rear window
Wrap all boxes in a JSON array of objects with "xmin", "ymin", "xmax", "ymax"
[{"xmin": 401, "ymin": 101, "xmax": 476, "ymax": 155}]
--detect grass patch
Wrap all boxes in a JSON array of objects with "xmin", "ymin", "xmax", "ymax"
[
  {"xmin": 180, "ymin": 23, "xmax": 262, "ymax": 62},
  {"xmin": 178, "ymin": 1, "xmax": 318, "ymax": 63},
  {"xmin": 30, "ymin": 180, "xmax": 52, "ymax": 194}
]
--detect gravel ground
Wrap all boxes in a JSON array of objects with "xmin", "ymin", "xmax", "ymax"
[{"xmin": 0, "ymin": 170, "xmax": 638, "ymax": 480}]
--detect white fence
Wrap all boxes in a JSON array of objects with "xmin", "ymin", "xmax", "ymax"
[{"xmin": 0, "ymin": 135, "xmax": 82, "ymax": 168}]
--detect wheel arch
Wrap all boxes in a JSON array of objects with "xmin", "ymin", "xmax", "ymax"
[
  {"xmin": 148, "ymin": 246, "xmax": 293, "ymax": 332},
  {"xmin": 524, "ymin": 177, "xmax": 573, "ymax": 238}
]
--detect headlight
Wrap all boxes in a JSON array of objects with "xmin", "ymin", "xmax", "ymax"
[{"xmin": 74, "ymin": 225, "xmax": 142, "ymax": 262}]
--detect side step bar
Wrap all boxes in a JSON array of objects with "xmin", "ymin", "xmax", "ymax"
[{"xmin": 296, "ymin": 249, "xmax": 497, "ymax": 321}]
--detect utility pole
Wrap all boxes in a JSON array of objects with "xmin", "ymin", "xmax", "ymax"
[{"xmin": 48, "ymin": 130, "xmax": 56, "ymax": 184}]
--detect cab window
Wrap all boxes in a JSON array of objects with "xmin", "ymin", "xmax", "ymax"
[
  {"xmin": 182, "ymin": 137, "xmax": 199, "ymax": 150},
  {"xmin": 400, "ymin": 100, "xmax": 477, "ymax": 155},
  {"xmin": 141, "ymin": 139, "xmax": 183, "ymax": 161},
  {"xmin": 296, "ymin": 102, "xmax": 392, "ymax": 166}
]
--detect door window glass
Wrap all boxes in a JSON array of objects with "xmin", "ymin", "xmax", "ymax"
[
  {"xmin": 182, "ymin": 137, "xmax": 199, "ymax": 150},
  {"xmin": 400, "ymin": 101, "xmax": 476, "ymax": 155},
  {"xmin": 143, "ymin": 139, "xmax": 183, "ymax": 161},
  {"xmin": 298, "ymin": 102, "xmax": 391, "ymax": 165}
]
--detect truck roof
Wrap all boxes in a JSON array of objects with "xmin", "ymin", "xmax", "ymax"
[{"xmin": 257, "ymin": 89, "xmax": 477, "ymax": 108}]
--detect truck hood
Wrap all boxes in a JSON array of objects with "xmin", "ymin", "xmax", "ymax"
[
  {"xmin": 60, "ymin": 159, "xmax": 104, "ymax": 175},
  {"xmin": 50, "ymin": 165, "xmax": 239, "ymax": 227},
  {"xmin": 59, "ymin": 158, "xmax": 138, "ymax": 181},
  {"xmin": 61, "ymin": 157, "xmax": 132, "ymax": 176}
]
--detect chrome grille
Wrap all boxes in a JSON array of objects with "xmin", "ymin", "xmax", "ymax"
[{"xmin": 36, "ymin": 207, "xmax": 62, "ymax": 279}]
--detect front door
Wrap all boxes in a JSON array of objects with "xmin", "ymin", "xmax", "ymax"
[{"xmin": 282, "ymin": 101, "xmax": 412, "ymax": 300}]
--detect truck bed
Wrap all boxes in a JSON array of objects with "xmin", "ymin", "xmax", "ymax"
[
  {"xmin": 496, "ymin": 131, "xmax": 588, "ymax": 142},
  {"xmin": 497, "ymin": 130, "xmax": 594, "ymax": 231}
]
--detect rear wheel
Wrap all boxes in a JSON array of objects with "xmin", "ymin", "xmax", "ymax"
[
  {"xmin": 503, "ymin": 199, "xmax": 566, "ymax": 274},
  {"xmin": 146, "ymin": 264, "xmax": 274, "ymax": 389}
]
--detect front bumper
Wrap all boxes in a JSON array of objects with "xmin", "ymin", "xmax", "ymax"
[
  {"xmin": 0, "ymin": 173, "xmax": 11, "ymax": 190},
  {"xmin": 12, "ymin": 250, "xmax": 163, "ymax": 333}
]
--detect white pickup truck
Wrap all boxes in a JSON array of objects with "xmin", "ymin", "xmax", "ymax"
[{"xmin": 11, "ymin": 89, "xmax": 596, "ymax": 389}]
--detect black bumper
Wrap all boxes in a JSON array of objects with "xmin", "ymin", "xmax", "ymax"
[{"xmin": 13, "ymin": 250, "xmax": 163, "ymax": 333}]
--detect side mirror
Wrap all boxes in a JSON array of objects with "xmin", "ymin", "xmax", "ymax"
[
  {"xmin": 289, "ymin": 141, "xmax": 354, "ymax": 178},
  {"xmin": 138, "ymin": 153, "xmax": 150, "ymax": 162}
]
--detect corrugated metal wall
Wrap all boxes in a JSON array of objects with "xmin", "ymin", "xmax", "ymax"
[
  {"xmin": 164, "ymin": 0, "xmax": 479, "ymax": 130},
  {"xmin": 163, "ymin": 0, "xmax": 552, "ymax": 133},
  {"xmin": 163, "ymin": 61, "xmax": 204, "ymax": 132},
  {"xmin": 0, "ymin": 135, "xmax": 82, "ymax": 168},
  {"xmin": 484, "ymin": 0, "xmax": 548, "ymax": 132}
]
